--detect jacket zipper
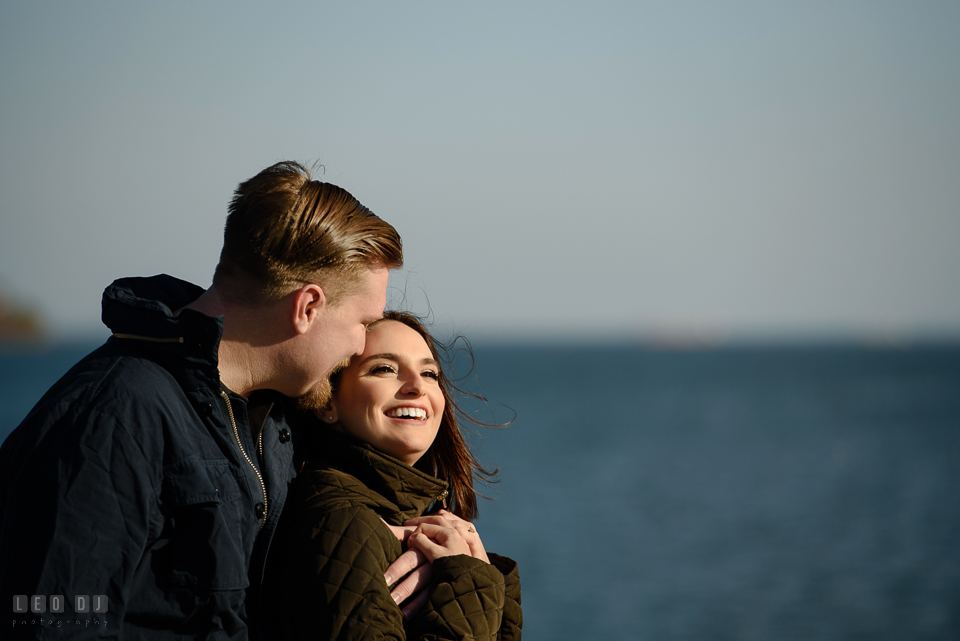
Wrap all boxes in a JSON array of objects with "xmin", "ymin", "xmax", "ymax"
[
  {"xmin": 112, "ymin": 332, "xmax": 267, "ymax": 523},
  {"xmin": 112, "ymin": 333, "xmax": 184, "ymax": 344},
  {"xmin": 220, "ymin": 391, "xmax": 268, "ymax": 529},
  {"xmin": 256, "ymin": 401, "xmax": 277, "ymax": 476},
  {"xmin": 437, "ymin": 489, "xmax": 448, "ymax": 510},
  {"xmin": 258, "ymin": 422, "xmax": 266, "ymax": 463}
]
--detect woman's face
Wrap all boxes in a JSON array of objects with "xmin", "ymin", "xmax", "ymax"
[{"xmin": 330, "ymin": 320, "xmax": 445, "ymax": 465}]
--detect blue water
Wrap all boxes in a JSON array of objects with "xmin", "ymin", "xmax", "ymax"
[{"xmin": 3, "ymin": 342, "xmax": 959, "ymax": 640}]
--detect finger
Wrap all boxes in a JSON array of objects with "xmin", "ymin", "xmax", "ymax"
[
  {"xmin": 381, "ymin": 518, "xmax": 418, "ymax": 543},
  {"xmin": 403, "ymin": 514, "xmax": 455, "ymax": 529},
  {"xmin": 409, "ymin": 526, "xmax": 470, "ymax": 560},
  {"xmin": 410, "ymin": 522, "xmax": 473, "ymax": 555},
  {"xmin": 411, "ymin": 513, "xmax": 488, "ymax": 562},
  {"xmin": 407, "ymin": 522, "xmax": 457, "ymax": 538},
  {"xmin": 407, "ymin": 510, "xmax": 467, "ymax": 529},
  {"xmin": 400, "ymin": 584, "xmax": 431, "ymax": 620},
  {"xmin": 437, "ymin": 525, "xmax": 487, "ymax": 562},
  {"xmin": 430, "ymin": 510, "xmax": 478, "ymax": 538},
  {"xmin": 435, "ymin": 509, "xmax": 460, "ymax": 521},
  {"xmin": 384, "ymin": 548, "xmax": 427, "ymax": 587},
  {"xmin": 465, "ymin": 532, "xmax": 490, "ymax": 564},
  {"xmin": 390, "ymin": 562, "xmax": 432, "ymax": 605}
]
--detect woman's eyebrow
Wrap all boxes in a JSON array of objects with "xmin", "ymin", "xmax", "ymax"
[
  {"xmin": 359, "ymin": 352, "xmax": 399, "ymax": 365},
  {"xmin": 359, "ymin": 353, "xmax": 440, "ymax": 368}
]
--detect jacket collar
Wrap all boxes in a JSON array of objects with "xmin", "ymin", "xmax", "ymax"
[{"xmin": 303, "ymin": 427, "xmax": 449, "ymax": 524}]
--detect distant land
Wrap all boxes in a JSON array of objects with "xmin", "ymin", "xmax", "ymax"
[{"xmin": 0, "ymin": 291, "xmax": 44, "ymax": 342}]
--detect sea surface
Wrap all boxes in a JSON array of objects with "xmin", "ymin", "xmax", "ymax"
[{"xmin": 2, "ymin": 341, "xmax": 959, "ymax": 640}]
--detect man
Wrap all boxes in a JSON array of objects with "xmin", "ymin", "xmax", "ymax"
[{"xmin": 0, "ymin": 161, "xmax": 403, "ymax": 639}]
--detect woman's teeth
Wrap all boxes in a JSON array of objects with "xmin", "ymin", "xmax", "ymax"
[{"xmin": 386, "ymin": 407, "xmax": 427, "ymax": 420}]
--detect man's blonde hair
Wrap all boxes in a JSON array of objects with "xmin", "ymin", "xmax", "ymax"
[{"xmin": 213, "ymin": 161, "xmax": 402, "ymax": 306}]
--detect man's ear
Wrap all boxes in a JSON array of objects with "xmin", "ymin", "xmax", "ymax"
[{"xmin": 292, "ymin": 283, "xmax": 326, "ymax": 335}]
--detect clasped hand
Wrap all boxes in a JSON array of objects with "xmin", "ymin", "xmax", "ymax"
[{"xmin": 382, "ymin": 510, "xmax": 489, "ymax": 618}]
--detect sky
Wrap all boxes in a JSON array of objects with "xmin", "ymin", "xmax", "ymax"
[{"xmin": 1, "ymin": 1, "xmax": 958, "ymax": 344}]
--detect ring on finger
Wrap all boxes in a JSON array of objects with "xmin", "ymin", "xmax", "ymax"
[{"xmin": 466, "ymin": 526, "xmax": 476, "ymax": 534}]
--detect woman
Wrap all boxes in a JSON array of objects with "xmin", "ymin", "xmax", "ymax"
[{"xmin": 268, "ymin": 311, "xmax": 521, "ymax": 641}]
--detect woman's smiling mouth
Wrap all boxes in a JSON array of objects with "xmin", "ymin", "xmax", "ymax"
[{"xmin": 385, "ymin": 406, "xmax": 427, "ymax": 420}]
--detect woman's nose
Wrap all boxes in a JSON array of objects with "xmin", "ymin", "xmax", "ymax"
[{"xmin": 399, "ymin": 375, "xmax": 425, "ymax": 396}]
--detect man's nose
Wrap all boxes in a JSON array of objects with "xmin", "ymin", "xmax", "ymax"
[{"xmin": 354, "ymin": 332, "xmax": 366, "ymax": 356}]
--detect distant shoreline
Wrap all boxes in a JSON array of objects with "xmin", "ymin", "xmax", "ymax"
[{"xmin": 0, "ymin": 295, "xmax": 44, "ymax": 342}]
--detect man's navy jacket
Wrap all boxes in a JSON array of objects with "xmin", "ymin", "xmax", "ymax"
[{"xmin": 0, "ymin": 275, "xmax": 297, "ymax": 639}]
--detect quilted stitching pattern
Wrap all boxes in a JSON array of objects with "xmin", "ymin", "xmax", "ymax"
[
  {"xmin": 408, "ymin": 556, "xmax": 505, "ymax": 641},
  {"xmin": 489, "ymin": 554, "xmax": 522, "ymax": 641},
  {"xmin": 269, "ymin": 430, "xmax": 523, "ymax": 640},
  {"xmin": 281, "ymin": 505, "xmax": 404, "ymax": 640}
]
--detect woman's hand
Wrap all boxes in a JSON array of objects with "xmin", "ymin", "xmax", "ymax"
[
  {"xmin": 382, "ymin": 522, "xmax": 433, "ymax": 619},
  {"xmin": 407, "ymin": 522, "xmax": 470, "ymax": 562},
  {"xmin": 383, "ymin": 511, "xmax": 490, "ymax": 619},
  {"xmin": 404, "ymin": 509, "xmax": 490, "ymax": 564}
]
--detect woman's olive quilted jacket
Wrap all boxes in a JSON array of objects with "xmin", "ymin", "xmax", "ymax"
[{"xmin": 264, "ymin": 429, "xmax": 522, "ymax": 641}]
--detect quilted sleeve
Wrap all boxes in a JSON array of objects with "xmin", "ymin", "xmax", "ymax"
[
  {"xmin": 488, "ymin": 553, "xmax": 522, "ymax": 641},
  {"xmin": 275, "ymin": 505, "xmax": 516, "ymax": 641},
  {"xmin": 278, "ymin": 505, "xmax": 407, "ymax": 641},
  {"xmin": 405, "ymin": 554, "xmax": 508, "ymax": 641}
]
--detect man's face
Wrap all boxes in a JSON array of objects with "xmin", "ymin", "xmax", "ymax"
[{"xmin": 295, "ymin": 267, "xmax": 389, "ymax": 408}]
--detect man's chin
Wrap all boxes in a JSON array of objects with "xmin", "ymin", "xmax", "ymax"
[
  {"xmin": 296, "ymin": 378, "xmax": 332, "ymax": 412},
  {"xmin": 295, "ymin": 357, "xmax": 351, "ymax": 412}
]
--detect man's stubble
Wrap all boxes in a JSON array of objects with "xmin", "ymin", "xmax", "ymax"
[{"xmin": 295, "ymin": 357, "xmax": 352, "ymax": 412}]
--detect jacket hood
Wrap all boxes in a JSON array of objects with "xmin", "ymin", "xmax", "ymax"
[{"xmin": 101, "ymin": 274, "xmax": 223, "ymax": 389}]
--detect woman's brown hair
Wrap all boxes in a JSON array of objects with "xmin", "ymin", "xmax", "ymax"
[{"xmin": 332, "ymin": 311, "xmax": 503, "ymax": 520}]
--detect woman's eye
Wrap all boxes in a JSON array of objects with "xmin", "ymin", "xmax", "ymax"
[
  {"xmin": 422, "ymin": 370, "xmax": 440, "ymax": 380},
  {"xmin": 370, "ymin": 365, "xmax": 396, "ymax": 375}
]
